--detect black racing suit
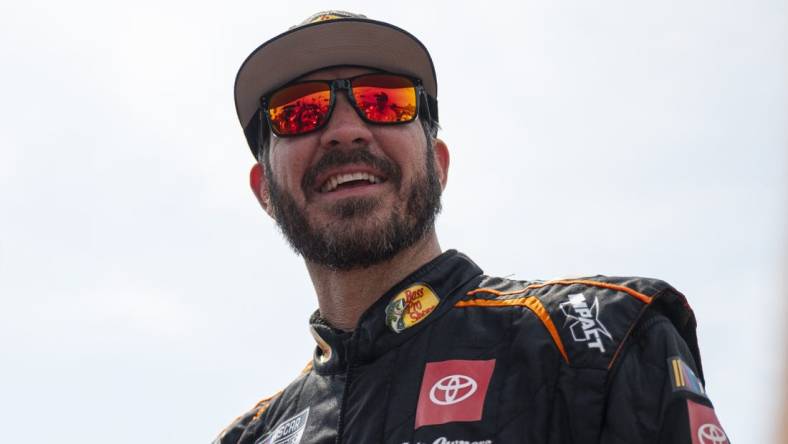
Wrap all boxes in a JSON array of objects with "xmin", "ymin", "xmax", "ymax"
[{"xmin": 215, "ymin": 250, "xmax": 728, "ymax": 444}]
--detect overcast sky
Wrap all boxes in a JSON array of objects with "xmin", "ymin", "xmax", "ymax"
[{"xmin": 0, "ymin": 1, "xmax": 785, "ymax": 443}]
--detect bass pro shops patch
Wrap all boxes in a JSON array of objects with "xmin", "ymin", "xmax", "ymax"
[{"xmin": 385, "ymin": 283, "xmax": 440, "ymax": 333}]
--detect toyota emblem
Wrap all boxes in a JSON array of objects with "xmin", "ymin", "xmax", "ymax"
[
  {"xmin": 429, "ymin": 374, "xmax": 478, "ymax": 406},
  {"xmin": 697, "ymin": 423, "xmax": 728, "ymax": 444}
]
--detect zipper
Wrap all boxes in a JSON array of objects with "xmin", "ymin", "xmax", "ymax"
[{"xmin": 334, "ymin": 336, "xmax": 357, "ymax": 444}]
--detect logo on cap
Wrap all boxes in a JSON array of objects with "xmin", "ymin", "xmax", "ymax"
[
  {"xmin": 385, "ymin": 283, "xmax": 439, "ymax": 333},
  {"xmin": 415, "ymin": 359, "xmax": 495, "ymax": 428},
  {"xmin": 300, "ymin": 10, "xmax": 366, "ymax": 26}
]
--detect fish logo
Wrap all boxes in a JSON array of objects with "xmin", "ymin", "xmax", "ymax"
[{"xmin": 385, "ymin": 283, "xmax": 439, "ymax": 333}]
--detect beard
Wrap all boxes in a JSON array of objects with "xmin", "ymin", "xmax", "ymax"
[{"xmin": 264, "ymin": 146, "xmax": 442, "ymax": 271}]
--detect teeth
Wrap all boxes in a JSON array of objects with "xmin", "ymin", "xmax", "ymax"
[{"xmin": 320, "ymin": 172, "xmax": 382, "ymax": 193}]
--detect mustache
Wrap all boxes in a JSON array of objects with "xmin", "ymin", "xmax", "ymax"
[{"xmin": 302, "ymin": 148, "xmax": 402, "ymax": 191}]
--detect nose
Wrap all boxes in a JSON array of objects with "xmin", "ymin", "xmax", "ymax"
[{"xmin": 318, "ymin": 93, "xmax": 373, "ymax": 148}]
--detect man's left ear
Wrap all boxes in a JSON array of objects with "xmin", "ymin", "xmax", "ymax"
[
  {"xmin": 250, "ymin": 163, "xmax": 274, "ymax": 218},
  {"xmin": 433, "ymin": 138, "xmax": 450, "ymax": 189}
]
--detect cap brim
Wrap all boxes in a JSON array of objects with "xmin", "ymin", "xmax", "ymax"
[{"xmin": 234, "ymin": 18, "xmax": 437, "ymax": 131}]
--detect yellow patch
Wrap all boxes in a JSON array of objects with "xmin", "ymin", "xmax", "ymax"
[{"xmin": 385, "ymin": 283, "xmax": 440, "ymax": 333}]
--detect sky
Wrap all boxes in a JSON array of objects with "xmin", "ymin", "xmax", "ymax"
[{"xmin": 0, "ymin": 0, "xmax": 785, "ymax": 443}]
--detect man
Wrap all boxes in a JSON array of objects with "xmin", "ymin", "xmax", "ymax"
[{"xmin": 216, "ymin": 11, "xmax": 728, "ymax": 444}]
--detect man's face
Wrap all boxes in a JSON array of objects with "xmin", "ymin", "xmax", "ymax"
[{"xmin": 253, "ymin": 67, "xmax": 448, "ymax": 270}]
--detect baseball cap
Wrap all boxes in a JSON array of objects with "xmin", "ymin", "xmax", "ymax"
[{"xmin": 234, "ymin": 11, "xmax": 438, "ymax": 156}]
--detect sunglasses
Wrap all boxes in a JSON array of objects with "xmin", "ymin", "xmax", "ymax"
[{"xmin": 260, "ymin": 72, "xmax": 425, "ymax": 137}]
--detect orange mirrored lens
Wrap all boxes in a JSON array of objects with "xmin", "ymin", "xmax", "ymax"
[
  {"xmin": 351, "ymin": 74, "xmax": 417, "ymax": 123},
  {"xmin": 267, "ymin": 82, "xmax": 331, "ymax": 135}
]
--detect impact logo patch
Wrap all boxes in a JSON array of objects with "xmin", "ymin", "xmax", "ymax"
[
  {"xmin": 257, "ymin": 407, "xmax": 309, "ymax": 444},
  {"xmin": 385, "ymin": 283, "xmax": 439, "ymax": 333},
  {"xmin": 687, "ymin": 399, "xmax": 728, "ymax": 444},
  {"xmin": 559, "ymin": 293, "xmax": 612, "ymax": 352},
  {"xmin": 669, "ymin": 356, "xmax": 707, "ymax": 398},
  {"xmin": 415, "ymin": 359, "xmax": 495, "ymax": 428}
]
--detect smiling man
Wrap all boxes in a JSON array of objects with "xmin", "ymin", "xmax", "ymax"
[
  {"xmin": 252, "ymin": 65, "xmax": 446, "ymax": 288},
  {"xmin": 216, "ymin": 11, "xmax": 728, "ymax": 444}
]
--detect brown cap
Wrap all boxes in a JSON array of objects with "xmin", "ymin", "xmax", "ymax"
[{"xmin": 234, "ymin": 11, "xmax": 438, "ymax": 155}]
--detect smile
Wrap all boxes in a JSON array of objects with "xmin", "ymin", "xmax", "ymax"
[{"xmin": 319, "ymin": 171, "xmax": 385, "ymax": 193}]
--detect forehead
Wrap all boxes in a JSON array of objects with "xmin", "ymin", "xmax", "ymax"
[{"xmin": 295, "ymin": 66, "xmax": 379, "ymax": 82}]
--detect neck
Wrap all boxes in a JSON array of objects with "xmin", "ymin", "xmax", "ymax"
[{"xmin": 305, "ymin": 230, "xmax": 442, "ymax": 331}]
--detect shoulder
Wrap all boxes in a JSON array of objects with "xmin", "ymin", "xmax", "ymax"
[
  {"xmin": 459, "ymin": 275, "xmax": 700, "ymax": 372},
  {"xmin": 213, "ymin": 394, "xmax": 278, "ymax": 444},
  {"xmin": 212, "ymin": 362, "xmax": 313, "ymax": 444}
]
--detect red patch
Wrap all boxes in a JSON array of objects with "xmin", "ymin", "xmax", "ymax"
[
  {"xmin": 687, "ymin": 399, "xmax": 729, "ymax": 444},
  {"xmin": 415, "ymin": 359, "xmax": 495, "ymax": 428}
]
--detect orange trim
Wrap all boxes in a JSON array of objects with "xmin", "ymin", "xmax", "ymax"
[
  {"xmin": 534, "ymin": 280, "xmax": 653, "ymax": 304},
  {"xmin": 252, "ymin": 360, "xmax": 313, "ymax": 421},
  {"xmin": 252, "ymin": 392, "xmax": 281, "ymax": 420},
  {"xmin": 455, "ymin": 296, "xmax": 569, "ymax": 363},
  {"xmin": 466, "ymin": 287, "xmax": 524, "ymax": 297},
  {"xmin": 467, "ymin": 279, "xmax": 653, "ymax": 305}
]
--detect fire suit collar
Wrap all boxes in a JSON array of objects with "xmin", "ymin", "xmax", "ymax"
[
  {"xmin": 309, "ymin": 311, "xmax": 352, "ymax": 374},
  {"xmin": 309, "ymin": 250, "xmax": 484, "ymax": 374}
]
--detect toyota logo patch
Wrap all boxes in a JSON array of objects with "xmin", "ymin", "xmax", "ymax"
[
  {"xmin": 697, "ymin": 423, "xmax": 728, "ymax": 444},
  {"xmin": 415, "ymin": 359, "xmax": 496, "ymax": 428},
  {"xmin": 686, "ymin": 399, "xmax": 728, "ymax": 444},
  {"xmin": 429, "ymin": 375, "xmax": 478, "ymax": 405}
]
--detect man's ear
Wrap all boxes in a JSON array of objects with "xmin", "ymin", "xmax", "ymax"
[
  {"xmin": 250, "ymin": 163, "xmax": 274, "ymax": 218},
  {"xmin": 433, "ymin": 138, "xmax": 450, "ymax": 190}
]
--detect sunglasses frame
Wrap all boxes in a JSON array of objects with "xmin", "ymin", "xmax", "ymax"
[{"xmin": 259, "ymin": 71, "xmax": 425, "ymax": 138}]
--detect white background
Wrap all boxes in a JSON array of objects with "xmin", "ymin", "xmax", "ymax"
[{"xmin": 0, "ymin": 1, "xmax": 785, "ymax": 443}]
